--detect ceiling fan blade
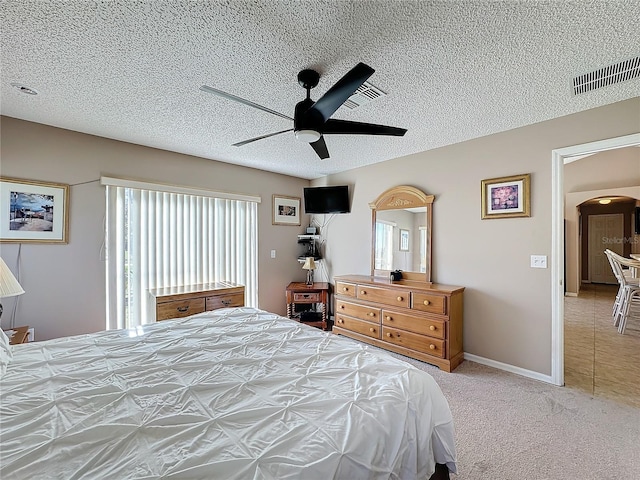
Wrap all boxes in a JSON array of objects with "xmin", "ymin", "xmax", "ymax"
[
  {"xmin": 309, "ymin": 136, "xmax": 330, "ymax": 159},
  {"xmin": 309, "ymin": 63, "xmax": 375, "ymax": 121},
  {"xmin": 232, "ymin": 129, "xmax": 293, "ymax": 147},
  {"xmin": 200, "ymin": 85, "xmax": 293, "ymax": 121},
  {"xmin": 322, "ymin": 119, "xmax": 407, "ymax": 136}
]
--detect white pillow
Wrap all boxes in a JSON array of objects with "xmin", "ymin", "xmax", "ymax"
[{"xmin": 0, "ymin": 328, "xmax": 13, "ymax": 377}]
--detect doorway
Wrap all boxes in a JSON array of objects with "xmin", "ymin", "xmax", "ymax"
[{"xmin": 550, "ymin": 132, "xmax": 640, "ymax": 386}]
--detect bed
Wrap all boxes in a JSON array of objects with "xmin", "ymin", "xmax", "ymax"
[{"xmin": 1, "ymin": 307, "xmax": 456, "ymax": 479}]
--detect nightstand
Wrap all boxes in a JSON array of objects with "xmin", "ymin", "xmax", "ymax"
[
  {"xmin": 286, "ymin": 282, "xmax": 330, "ymax": 330},
  {"xmin": 3, "ymin": 325, "xmax": 29, "ymax": 345}
]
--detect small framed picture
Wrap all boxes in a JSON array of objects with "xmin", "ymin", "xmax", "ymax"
[
  {"xmin": 0, "ymin": 177, "xmax": 70, "ymax": 243},
  {"xmin": 399, "ymin": 229, "xmax": 409, "ymax": 251},
  {"xmin": 481, "ymin": 173, "xmax": 531, "ymax": 219},
  {"xmin": 272, "ymin": 195, "xmax": 301, "ymax": 226}
]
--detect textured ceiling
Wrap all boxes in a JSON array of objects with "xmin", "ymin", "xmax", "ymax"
[{"xmin": 1, "ymin": 1, "xmax": 639, "ymax": 180}]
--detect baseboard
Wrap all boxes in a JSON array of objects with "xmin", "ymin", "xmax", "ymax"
[
  {"xmin": 463, "ymin": 353, "xmax": 555, "ymax": 384},
  {"xmin": 565, "ymin": 292, "xmax": 578, "ymax": 297}
]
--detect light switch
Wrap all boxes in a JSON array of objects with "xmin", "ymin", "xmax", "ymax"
[
  {"xmin": 531, "ymin": 255, "xmax": 547, "ymax": 268},
  {"xmin": 270, "ymin": 250, "xmax": 276, "ymax": 258}
]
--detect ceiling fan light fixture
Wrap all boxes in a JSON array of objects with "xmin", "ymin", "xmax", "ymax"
[{"xmin": 295, "ymin": 129, "xmax": 321, "ymax": 143}]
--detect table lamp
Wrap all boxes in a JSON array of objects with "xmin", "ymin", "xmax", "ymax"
[
  {"xmin": 302, "ymin": 257, "xmax": 316, "ymax": 286},
  {"xmin": 0, "ymin": 257, "xmax": 25, "ymax": 321}
]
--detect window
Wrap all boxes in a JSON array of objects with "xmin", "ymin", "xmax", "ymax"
[
  {"xmin": 374, "ymin": 220, "xmax": 394, "ymax": 270},
  {"xmin": 419, "ymin": 227, "xmax": 427, "ymax": 273},
  {"xmin": 103, "ymin": 177, "xmax": 259, "ymax": 330}
]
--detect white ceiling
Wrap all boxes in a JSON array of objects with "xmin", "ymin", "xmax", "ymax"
[{"xmin": 1, "ymin": 1, "xmax": 639, "ymax": 180}]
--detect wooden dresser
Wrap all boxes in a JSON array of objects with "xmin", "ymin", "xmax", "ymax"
[
  {"xmin": 148, "ymin": 282, "xmax": 245, "ymax": 321},
  {"xmin": 333, "ymin": 275, "xmax": 464, "ymax": 372}
]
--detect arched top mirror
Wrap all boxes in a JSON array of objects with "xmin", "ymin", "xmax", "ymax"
[{"xmin": 370, "ymin": 185, "xmax": 434, "ymax": 283}]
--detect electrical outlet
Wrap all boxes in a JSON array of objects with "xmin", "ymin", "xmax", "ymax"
[
  {"xmin": 270, "ymin": 250, "xmax": 276, "ymax": 259},
  {"xmin": 531, "ymin": 255, "xmax": 547, "ymax": 268}
]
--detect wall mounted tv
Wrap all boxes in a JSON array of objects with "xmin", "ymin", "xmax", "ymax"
[{"xmin": 304, "ymin": 185, "xmax": 350, "ymax": 214}]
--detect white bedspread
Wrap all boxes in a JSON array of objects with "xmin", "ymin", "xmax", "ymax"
[{"xmin": 0, "ymin": 307, "xmax": 456, "ymax": 479}]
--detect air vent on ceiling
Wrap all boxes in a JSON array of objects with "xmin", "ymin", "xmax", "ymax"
[
  {"xmin": 341, "ymin": 81, "xmax": 387, "ymax": 110},
  {"xmin": 572, "ymin": 56, "xmax": 640, "ymax": 95}
]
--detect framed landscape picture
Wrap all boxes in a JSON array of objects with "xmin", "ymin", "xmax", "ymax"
[
  {"xmin": 272, "ymin": 194, "xmax": 301, "ymax": 226},
  {"xmin": 481, "ymin": 173, "xmax": 531, "ymax": 219},
  {"xmin": 0, "ymin": 177, "xmax": 70, "ymax": 243}
]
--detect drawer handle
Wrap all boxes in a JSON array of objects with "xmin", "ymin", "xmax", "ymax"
[
  {"xmin": 423, "ymin": 300, "xmax": 430, "ymax": 306},
  {"xmin": 386, "ymin": 316, "xmax": 392, "ymax": 321},
  {"xmin": 222, "ymin": 300, "xmax": 231, "ymax": 306},
  {"xmin": 430, "ymin": 325, "xmax": 436, "ymax": 331},
  {"xmin": 369, "ymin": 327, "xmax": 376, "ymax": 333},
  {"xmin": 177, "ymin": 306, "xmax": 189, "ymax": 312},
  {"xmin": 387, "ymin": 332, "xmax": 392, "ymax": 338},
  {"xmin": 361, "ymin": 290, "xmax": 367, "ymax": 295},
  {"xmin": 343, "ymin": 287, "xmax": 349, "ymax": 292},
  {"xmin": 429, "ymin": 344, "xmax": 436, "ymax": 350},
  {"xmin": 397, "ymin": 296, "xmax": 403, "ymax": 301},
  {"xmin": 340, "ymin": 305, "xmax": 345, "ymax": 309},
  {"xmin": 338, "ymin": 318, "xmax": 343, "ymax": 324},
  {"xmin": 368, "ymin": 312, "xmax": 375, "ymax": 317}
]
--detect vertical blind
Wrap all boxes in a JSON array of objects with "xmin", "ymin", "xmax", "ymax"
[
  {"xmin": 374, "ymin": 221, "xmax": 394, "ymax": 271},
  {"xmin": 104, "ymin": 179, "xmax": 259, "ymax": 330}
]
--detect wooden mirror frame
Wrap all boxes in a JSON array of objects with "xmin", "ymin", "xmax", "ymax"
[{"xmin": 370, "ymin": 185, "xmax": 434, "ymax": 283}]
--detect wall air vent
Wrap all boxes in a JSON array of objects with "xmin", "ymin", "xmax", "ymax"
[
  {"xmin": 572, "ymin": 56, "xmax": 640, "ymax": 95},
  {"xmin": 341, "ymin": 81, "xmax": 387, "ymax": 110}
]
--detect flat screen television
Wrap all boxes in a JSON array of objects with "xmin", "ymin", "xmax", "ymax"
[{"xmin": 304, "ymin": 185, "xmax": 350, "ymax": 214}]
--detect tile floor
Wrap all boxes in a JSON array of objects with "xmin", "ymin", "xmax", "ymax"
[{"xmin": 564, "ymin": 283, "xmax": 640, "ymax": 408}]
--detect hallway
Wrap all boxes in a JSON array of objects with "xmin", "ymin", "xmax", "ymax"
[{"xmin": 565, "ymin": 283, "xmax": 640, "ymax": 408}]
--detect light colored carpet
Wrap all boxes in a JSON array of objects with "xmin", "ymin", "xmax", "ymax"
[{"xmin": 385, "ymin": 354, "xmax": 640, "ymax": 480}]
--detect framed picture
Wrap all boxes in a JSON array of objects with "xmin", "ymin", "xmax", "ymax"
[
  {"xmin": 272, "ymin": 194, "xmax": 301, "ymax": 226},
  {"xmin": 399, "ymin": 229, "xmax": 409, "ymax": 251},
  {"xmin": 481, "ymin": 173, "xmax": 531, "ymax": 219},
  {"xmin": 0, "ymin": 177, "xmax": 70, "ymax": 243}
]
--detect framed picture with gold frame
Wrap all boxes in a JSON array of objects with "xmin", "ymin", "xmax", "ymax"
[
  {"xmin": 0, "ymin": 176, "xmax": 70, "ymax": 243},
  {"xmin": 481, "ymin": 173, "xmax": 530, "ymax": 219},
  {"xmin": 272, "ymin": 194, "xmax": 301, "ymax": 226}
]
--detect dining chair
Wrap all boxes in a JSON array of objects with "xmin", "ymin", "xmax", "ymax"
[
  {"xmin": 604, "ymin": 249, "xmax": 625, "ymax": 325},
  {"xmin": 606, "ymin": 250, "xmax": 640, "ymax": 334}
]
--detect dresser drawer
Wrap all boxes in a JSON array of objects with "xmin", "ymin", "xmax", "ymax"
[
  {"xmin": 382, "ymin": 310, "xmax": 446, "ymax": 339},
  {"xmin": 156, "ymin": 298, "xmax": 206, "ymax": 321},
  {"xmin": 205, "ymin": 293, "xmax": 244, "ymax": 310},
  {"xmin": 335, "ymin": 300, "xmax": 380, "ymax": 323},
  {"xmin": 335, "ymin": 314, "xmax": 381, "ymax": 339},
  {"xmin": 293, "ymin": 292, "xmax": 321, "ymax": 302},
  {"xmin": 356, "ymin": 285, "xmax": 410, "ymax": 308},
  {"xmin": 411, "ymin": 292, "xmax": 446, "ymax": 315},
  {"xmin": 382, "ymin": 327, "xmax": 446, "ymax": 358},
  {"xmin": 335, "ymin": 281, "xmax": 357, "ymax": 297}
]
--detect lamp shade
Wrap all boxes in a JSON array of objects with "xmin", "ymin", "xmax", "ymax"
[
  {"xmin": 302, "ymin": 257, "xmax": 316, "ymax": 270},
  {"xmin": 0, "ymin": 257, "xmax": 25, "ymax": 298}
]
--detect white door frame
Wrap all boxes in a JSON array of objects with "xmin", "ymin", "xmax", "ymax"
[{"xmin": 551, "ymin": 133, "xmax": 640, "ymax": 386}]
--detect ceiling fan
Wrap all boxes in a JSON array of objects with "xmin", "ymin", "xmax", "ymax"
[{"xmin": 200, "ymin": 62, "xmax": 407, "ymax": 160}]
